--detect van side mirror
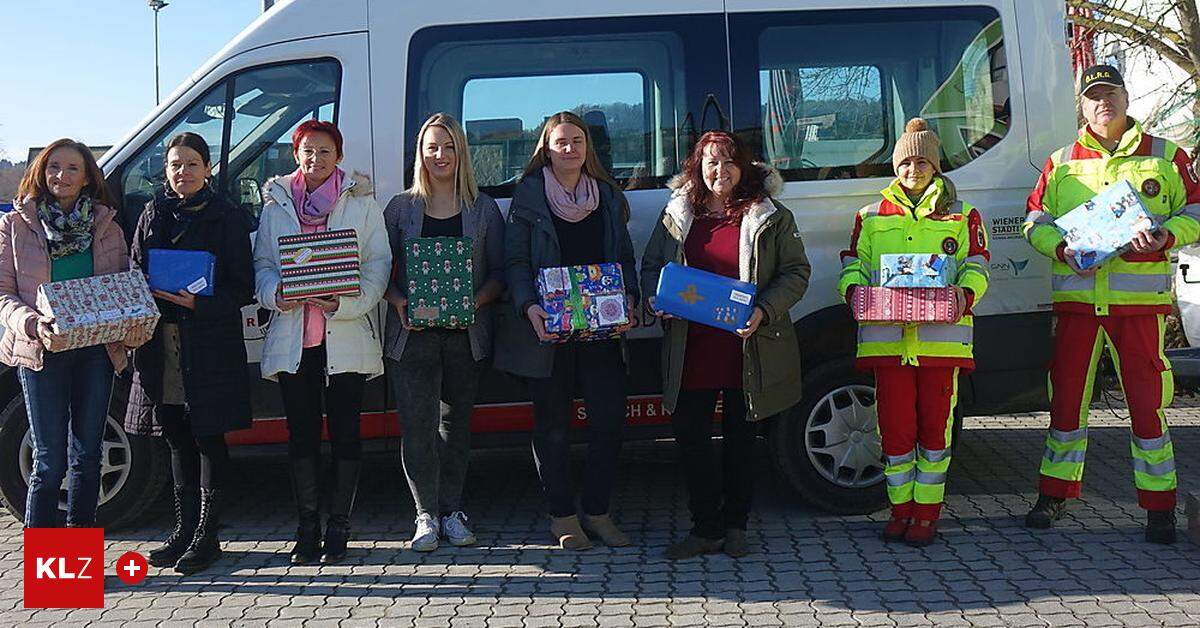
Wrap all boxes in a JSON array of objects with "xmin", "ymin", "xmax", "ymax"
[{"xmin": 238, "ymin": 177, "xmax": 263, "ymax": 213}]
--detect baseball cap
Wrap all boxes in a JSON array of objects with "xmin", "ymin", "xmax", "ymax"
[{"xmin": 1079, "ymin": 64, "xmax": 1125, "ymax": 95}]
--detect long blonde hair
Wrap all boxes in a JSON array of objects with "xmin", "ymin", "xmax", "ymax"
[{"xmin": 409, "ymin": 113, "xmax": 479, "ymax": 208}]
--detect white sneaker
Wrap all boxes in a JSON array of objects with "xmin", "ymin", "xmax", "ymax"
[
  {"xmin": 411, "ymin": 513, "xmax": 440, "ymax": 552},
  {"xmin": 441, "ymin": 511, "xmax": 477, "ymax": 547}
]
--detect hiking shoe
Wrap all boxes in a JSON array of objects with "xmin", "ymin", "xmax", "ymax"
[
  {"xmin": 665, "ymin": 534, "xmax": 724, "ymax": 560},
  {"xmin": 724, "ymin": 529, "xmax": 750, "ymax": 558},
  {"xmin": 1146, "ymin": 510, "xmax": 1177, "ymax": 545},
  {"xmin": 1025, "ymin": 494, "xmax": 1066, "ymax": 529}
]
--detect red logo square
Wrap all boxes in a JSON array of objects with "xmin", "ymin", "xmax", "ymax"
[{"xmin": 24, "ymin": 528, "xmax": 104, "ymax": 608}]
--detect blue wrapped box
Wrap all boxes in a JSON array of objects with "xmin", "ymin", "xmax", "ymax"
[
  {"xmin": 654, "ymin": 262, "xmax": 757, "ymax": 332},
  {"xmin": 1054, "ymin": 180, "xmax": 1157, "ymax": 269},
  {"xmin": 147, "ymin": 248, "xmax": 215, "ymax": 296},
  {"xmin": 878, "ymin": 253, "xmax": 957, "ymax": 288}
]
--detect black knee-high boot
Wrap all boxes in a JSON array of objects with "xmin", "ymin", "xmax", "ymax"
[
  {"xmin": 322, "ymin": 459, "xmax": 360, "ymax": 564},
  {"xmin": 149, "ymin": 485, "xmax": 199, "ymax": 568},
  {"xmin": 289, "ymin": 458, "xmax": 322, "ymax": 565},
  {"xmin": 175, "ymin": 488, "xmax": 222, "ymax": 574}
]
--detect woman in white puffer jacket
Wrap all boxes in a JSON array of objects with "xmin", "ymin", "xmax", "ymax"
[{"xmin": 252, "ymin": 120, "xmax": 391, "ymax": 565}]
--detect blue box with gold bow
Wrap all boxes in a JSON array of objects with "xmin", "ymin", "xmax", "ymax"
[{"xmin": 654, "ymin": 262, "xmax": 757, "ymax": 333}]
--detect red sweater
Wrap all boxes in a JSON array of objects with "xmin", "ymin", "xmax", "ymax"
[{"xmin": 681, "ymin": 216, "xmax": 744, "ymax": 391}]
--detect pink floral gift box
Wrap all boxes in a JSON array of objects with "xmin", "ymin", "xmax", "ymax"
[{"xmin": 35, "ymin": 270, "xmax": 161, "ymax": 352}]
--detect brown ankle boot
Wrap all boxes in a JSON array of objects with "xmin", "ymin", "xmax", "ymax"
[
  {"xmin": 549, "ymin": 516, "xmax": 593, "ymax": 550},
  {"xmin": 580, "ymin": 513, "xmax": 631, "ymax": 547}
]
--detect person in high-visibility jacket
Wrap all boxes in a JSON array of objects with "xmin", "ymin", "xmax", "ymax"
[
  {"xmin": 839, "ymin": 118, "xmax": 990, "ymax": 546},
  {"xmin": 1022, "ymin": 65, "xmax": 1200, "ymax": 544}
]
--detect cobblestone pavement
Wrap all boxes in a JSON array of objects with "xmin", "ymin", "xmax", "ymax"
[{"xmin": 2, "ymin": 402, "xmax": 1200, "ymax": 627}]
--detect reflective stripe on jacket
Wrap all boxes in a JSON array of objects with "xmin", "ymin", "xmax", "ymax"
[
  {"xmin": 838, "ymin": 176, "xmax": 990, "ymax": 368},
  {"xmin": 1023, "ymin": 119, "xmax": 1200, "ymax": 316}
]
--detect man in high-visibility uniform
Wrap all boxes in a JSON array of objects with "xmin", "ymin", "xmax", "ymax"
[{"xmin": 1023, "ymin": 65, "xmax": 1200, "ymax": 544}]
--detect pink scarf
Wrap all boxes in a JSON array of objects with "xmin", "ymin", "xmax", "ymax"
[
  {"xmin": 543, "ymin": 166, "xmax": 599, "ymax": 223},
  {"xmin": 291, "ymin": 167, "xmax": 345, "ymax": 226}
]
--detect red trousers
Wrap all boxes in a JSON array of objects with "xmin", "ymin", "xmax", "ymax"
[
  {"xmin": 1041, "ymin": 312, "xmax": 1176, "ymax": 510},
  {"xmin": 875, "ymin": 365, "xmax": 959, "ymax": 520}
]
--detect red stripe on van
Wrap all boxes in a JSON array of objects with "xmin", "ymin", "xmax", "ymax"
[{"xmin": 224, "ymin": 395, "xmax": 681, "ymax": 446}]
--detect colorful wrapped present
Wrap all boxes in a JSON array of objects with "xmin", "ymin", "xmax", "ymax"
[
  {"xmin": 278, "ymin": 229, "xmax": 361, "ymax": 300},
  {"xmin": 405, "ymin": 237, "xmax": 475, "ymax": 329},
  {"xmin": 537, "ymin": 263, "xmax": 628, "ymax": 342},
  {"xmin": 654, "ymin": 262, "xmax": 756, "ymax": 332},
  {"xmin": 147, "ymin": 248, "xmax": 216, "ymax": 296},
  {"xmin": 1054, "ymin": 180, "xmax": 1156, "ymax": 269},
  {"xmin": 878, "ymin": 253, "xmax": 957, "ymax": 288},
  {"xmin": 850, "ymin": 286, "xmax": 961, "ymax": 323},
  {"xmin": 35, "ymin": 270, "xmax": 161, "ymax": 352}
]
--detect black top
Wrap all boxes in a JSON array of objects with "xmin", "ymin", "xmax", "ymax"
[
  {"xmin": 551, "ymin": 207, "xmax": 605, "ymax": 267},
  {"xmin": 422, "ymin": 212, "xmax": 464, "ymax": 238}
]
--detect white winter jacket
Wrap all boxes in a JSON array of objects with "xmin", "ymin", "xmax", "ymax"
[{"xmin": 254, "ymin": 171, "xmax": 391, "ymax": 381}]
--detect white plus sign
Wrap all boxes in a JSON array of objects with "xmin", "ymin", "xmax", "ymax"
[{"xmin": 123, "ymin": 560, "xmax": 142, "ymax": 578}]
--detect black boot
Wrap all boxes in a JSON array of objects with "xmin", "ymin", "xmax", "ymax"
[
  {"xmin": 289, "ymin": 458, "xmax": 322, "ymax": 565},
  {"xmin": 322, "ymin": 459, "xmax": 360, "ymax": 564},
  {"xmin": 175, "ymin": 488, "xmax": 222, "ymax": 575},
  {"xmin": 1146, "ymin": 510, "xmax": 1178, "ymax": 544},
  {"xmin": 149, "ymin": 485, "xmax": 198, "ymax": 568},
  {"xmin": 1024, "ymin": 494, "xmax": 1067, "ymax": 529}
]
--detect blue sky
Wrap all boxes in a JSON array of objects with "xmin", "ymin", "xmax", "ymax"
[{"xmin": 0, "ymin": 0, "xmax": 261, "ymax": 162}]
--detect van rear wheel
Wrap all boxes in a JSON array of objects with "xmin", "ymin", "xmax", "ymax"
[
  {"xmin": 0, "ymin": 380, "xmax": 169, "ymax": 529},
  {"xmin": 768, "ymin": 358, "xmax": 888, "ymax": 515}
]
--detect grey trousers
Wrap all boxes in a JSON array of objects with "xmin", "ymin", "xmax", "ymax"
[{"xmin": 388, "ymin": 330, "xmax": 481, "ymax": 517}]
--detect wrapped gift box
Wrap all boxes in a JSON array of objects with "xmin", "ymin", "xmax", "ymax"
[
  {"xmin": 850, "ymin": 286, "xmax": 961, "ymax": 323},
  {"xmin": 654, "ymin": 262, "xmax": 756, "ymax": 332},
  {"xmin": 35, "ymin": 270, "xmax": 161, "ymax": 352},
  {"xmin": 537, "ymin": 263, "xmax": 628, "ymax": 342},
  {"xmin": 147, "ymin": 248, "xmax": 216, "ymax": 296},
  {"xmin": 1054, "ymin": 180, "xmax": 1156, "ymax": 269},
  {"xmin": 278, "ymin": 229, "xmax": 361, "ymax": 300},
  {"xmin": 879, "ymin": 253, "xmax": 957, "ymax": 288},
  {"xmin": 405, "ymin": 237, "xmax": 475, "ymax": 329}
]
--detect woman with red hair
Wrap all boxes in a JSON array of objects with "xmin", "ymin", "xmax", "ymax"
[
  {"xmin": 254, "ymin": 120, "xmax": 392, "ymax": 564},
  {"xmin": 641, "ymin": 131, "xmax": 810, "ymax": 559}
]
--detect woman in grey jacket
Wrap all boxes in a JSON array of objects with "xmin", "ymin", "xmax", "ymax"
[
  {"xmin": 497, "ymin": 111, "xmax": 639, "ymax": 550},
  {"xmin": 384, "ymin": 113, "xmax": 504, "ymax": 551}
]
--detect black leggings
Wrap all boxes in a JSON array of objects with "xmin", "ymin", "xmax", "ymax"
[
  {"xmin": 159, "ymin": 404, "xmax": 232, "ymax": 490},
  {"xmin": 278, "ymin": 345, "xmax": 365, "ymax": 461}
]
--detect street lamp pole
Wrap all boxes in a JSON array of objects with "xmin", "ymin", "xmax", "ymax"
[{"xmin": 149, "ymin": 0, "xmax": 169, "ymax": 106}]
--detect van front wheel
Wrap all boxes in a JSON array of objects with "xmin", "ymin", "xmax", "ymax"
[{"xmin": 768, "ymin": 358, "xmax": 888, "ymax": 515}]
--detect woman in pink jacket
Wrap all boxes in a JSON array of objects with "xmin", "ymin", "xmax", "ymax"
[{"xmin": 0, "ymin": 139, "xmax": 150, "ymax": 527}]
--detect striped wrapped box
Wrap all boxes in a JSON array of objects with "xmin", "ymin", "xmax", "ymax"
[
  {"xmin": 278, "ymin": 229, "xmax": 362, "ymax": 301},
  {"xmin": 850, "ymin": 286, "xmax": 961, "ymax": 324}
]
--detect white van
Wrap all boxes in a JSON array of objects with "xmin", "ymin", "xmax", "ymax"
[{"xmin": 0, "ymin": 0, "xmax": 1076, "ymax": 526}]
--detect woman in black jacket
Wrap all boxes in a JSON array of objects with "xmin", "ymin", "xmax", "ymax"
[
  {"xmin": 125, "ymin": 132, "xmax": 254, "ymax": 575},
  {"xmin": 497, "ymin": 111, "xmax": 639, "ymax": 551}
]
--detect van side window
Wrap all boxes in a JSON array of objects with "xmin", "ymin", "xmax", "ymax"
[
  {"xmin": 118, "ymin": 59, "xmax": 340, "ymax": 224},
  {"xmin": 730, "ymin": 6, "xmax": 1009, "ymax": 181},
  {"xmin": 406, "ymin": 15, "xmax": 729, "ymax": 198}
]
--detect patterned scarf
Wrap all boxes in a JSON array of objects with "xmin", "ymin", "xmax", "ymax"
[
  {"xmin": 37, "ymin": 196, "xmax": 95, "ymax": 260},
  {"xmin": 291, "ymin": 167, "xmax": 345, "ymax": 226},
  {"xmin": 542, "ymin": 166, "xmax": 599, "ymax": 223},
  {"xmin": 156, "ymin": 184, "xmax": 214, "ymax": 244}
]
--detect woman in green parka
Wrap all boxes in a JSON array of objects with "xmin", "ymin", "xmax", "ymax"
[{"xmin": 641, "ymin": 131, "xmax": 811, "ymax": 560}]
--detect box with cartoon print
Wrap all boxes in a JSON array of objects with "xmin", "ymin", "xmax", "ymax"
[
  {"xmin": 404, "ymin": 237, "xmax": 475, "ymax": 329},
  {"xmin": 536, "ymin": 263, "xmax": 628, "ymax": 342}
]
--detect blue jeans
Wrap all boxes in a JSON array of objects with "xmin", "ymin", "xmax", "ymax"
[{"xmin": 19, "ymin": 345, "xmax": 114, "ymax": 527}]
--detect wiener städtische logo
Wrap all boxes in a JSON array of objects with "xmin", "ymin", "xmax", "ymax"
[{"xmin": 23, "ymin": 528, "xmax": 148, "ymax": 608}]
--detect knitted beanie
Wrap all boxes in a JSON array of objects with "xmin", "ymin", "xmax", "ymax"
[{"xmin": 892, "ymin": 118, "xmax": 942, "ymax": 173}]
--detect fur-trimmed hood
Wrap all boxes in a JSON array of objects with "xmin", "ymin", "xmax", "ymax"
[
  {"xmin": 661, "ymin": 162, "xmax": 786, "ymax": 282},
  {"xmin": 263, "ymin": 169, "xmax": 374, "ymax": 208}
]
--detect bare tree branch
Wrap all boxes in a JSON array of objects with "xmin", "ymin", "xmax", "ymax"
[
  {"xmin": 1067, "ymin": 0, "xmax": 1190, "ymax": 48},
  {"xmin": 1069, "ymin": 12, "xmax": 1195, "ymax": 69}
]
